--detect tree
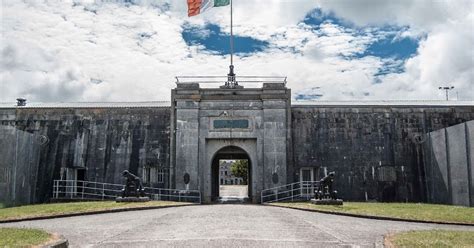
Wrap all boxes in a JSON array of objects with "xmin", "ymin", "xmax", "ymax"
[{"xmin": 230, "ymin": 160, "xmax": 248, "ymax": 184}]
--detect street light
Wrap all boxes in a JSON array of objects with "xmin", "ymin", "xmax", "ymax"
[{"xmin": 438, "ymin": 86, "xmax": 454, "ymax": 100}]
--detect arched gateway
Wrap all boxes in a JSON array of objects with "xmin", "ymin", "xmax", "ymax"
[
  {"xmin": 170, "ymin": 81, "xmax": 291, "ymax": 203},
  {"xmin": 211, "ymin": 145, "xmax": 252, "ymax": 201}
]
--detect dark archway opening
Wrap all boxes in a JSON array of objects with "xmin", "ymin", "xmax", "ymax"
[{"xmin": 211, "ymin": 146, "xmax": 251, "ymax": 202}]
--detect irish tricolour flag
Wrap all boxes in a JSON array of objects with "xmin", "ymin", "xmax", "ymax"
[{"xmin": 187, "ymin": 0, "xmax": 230, "ymax": 17}]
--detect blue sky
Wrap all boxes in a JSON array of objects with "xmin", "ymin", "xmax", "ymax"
[
  {"xmin": 182, "ymin": 8, "xmax": 421, "ymax": 97},
  {"xmin": 1, "ymin": 1, "xmax": 472, "ymax": 102},
  {"xmin": 182, "ymin": 9, "xmax": 420, "ymax": 59},
  {"xmin": 182, "ymin": 23, "xmax": 269, "ymax": 55}
]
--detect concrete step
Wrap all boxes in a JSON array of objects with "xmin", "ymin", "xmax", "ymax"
[{"xmin": 217, "ymin": 196, "xmax": 250, "ymax": 204}]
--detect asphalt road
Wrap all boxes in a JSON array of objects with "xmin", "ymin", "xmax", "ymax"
[{"xmin": 2, "ymin": 204, "xmax": 473, "ymax": 247}]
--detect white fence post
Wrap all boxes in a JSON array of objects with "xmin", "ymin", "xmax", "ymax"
[{"xmin": 52, "ymin": 180, "xmax": 56, "ymax": 199}]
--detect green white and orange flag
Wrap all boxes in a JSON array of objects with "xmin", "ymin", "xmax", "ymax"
[{"xmin": 187, "ymin": 0, "xmax": 230, "ymax": 17}]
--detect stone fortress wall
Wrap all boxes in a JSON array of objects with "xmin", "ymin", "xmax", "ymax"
[
  {"xmin": 423, "ymin": 120, "xmax": 473, "ymax": 207},
  {"xmin": 0, "ymin": 126, "xmax": 42, "ymax": 206},
  {"xmin": 0, "ymin": 105, "xmax": 171, "ymax": 206},
  {"xmin": 1, "ymin": 100, "xmax": 473, "ymax": 206},
  {"xmin": 291, "ymin": 104, "xmax": 474, "ymax": 205}
]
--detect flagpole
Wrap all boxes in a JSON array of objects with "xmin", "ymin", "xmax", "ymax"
[
  {"xmin": 227, "ymin": 0, "xmax": 236, "ymax": 87},
  {"xmin": 230, "ymin": 0, "xmax": 233, "ymax": 67}
]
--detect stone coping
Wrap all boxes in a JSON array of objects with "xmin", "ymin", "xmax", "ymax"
[{"xmin": 38, "ymin": 233, "xmax": 69, "ymax": 248}]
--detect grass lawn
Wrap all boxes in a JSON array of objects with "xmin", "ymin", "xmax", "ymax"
[
  {"xmin": 0, "ymin": 227, "xmax": 51, "ymax": 247},
  {"xmin": 386, "ymin": 230, "xmax": 474, "ymax": 247},
  {"xmin": 0, "ymin": 201, "xmax": 191, "ymax": 221},
  {"xmin": 270, "ymin": 202, "xmax": 474, "ymax": 224}
]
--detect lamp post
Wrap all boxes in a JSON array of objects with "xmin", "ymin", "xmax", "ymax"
[{"xmin": 438, "ymin": 86, "xmax": 454, "ymax": 100}]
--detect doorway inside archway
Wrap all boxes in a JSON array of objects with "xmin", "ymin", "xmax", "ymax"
[{"xmin": 211, "ymin": 146, "xmax": 251, "ymax": 202}]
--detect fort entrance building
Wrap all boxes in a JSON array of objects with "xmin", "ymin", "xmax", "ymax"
[
  {"xmin": 171, "ymin": 82, "xmax": 290, "ymax": 202},
  {"xmin": 1, "ymin": 78, "xmax": 473, "ymax": 206}
]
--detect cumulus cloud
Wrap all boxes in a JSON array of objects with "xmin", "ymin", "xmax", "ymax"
[
  {"xmin": 315, "ymin": 0, "xmax": 474, "ymax": 100},
  {"xmin": 0, "ymin": 40, "xmax": 90, "ymax": 102},
  {"xmin": 0, "ymin": 0, "xmax": 472, "ymax": 102},
  {"xmin": 316, "ymin": 0, "xmax": 470, "ymax": 31},
  {"xmin": 372, "ymin": 14, "xmax": 474, "ymax": 100}
]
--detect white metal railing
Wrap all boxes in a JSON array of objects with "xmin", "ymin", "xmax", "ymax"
[
  {"xmin": 143, "ymin": 187, "xmax": 201, "ymax": 204},
  {"xmin": 175, "ymin": 75, "xmax": 287, "ymax": 86},
  {"xmin": 52, "ymin": 180, "xmax": 201, "ymax": 204},
  {"xmin": 52, "ymin": 180, "xmax": 123, "ymax": 200},
  {"xmin": 260, "ymin": 181, "xmax": 320, "ymax": 203}
]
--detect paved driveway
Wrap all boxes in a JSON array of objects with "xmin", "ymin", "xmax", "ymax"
[
  {"xmin": 2, "ymin": 204, "xmax": 472, "ymax": 247},
  {"xmin": 219, "ymin": 185, "xmax": 248, "ymax": 197}
]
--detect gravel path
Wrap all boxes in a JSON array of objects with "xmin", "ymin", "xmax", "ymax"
[{"xmin": 2, "ymin": 204, "xmax": 472, "ymax": 247}]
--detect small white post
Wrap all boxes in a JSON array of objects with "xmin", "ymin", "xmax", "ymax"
[{"xmin": 53, "ymin": 180, "xmax": 56, "ymax": 198}]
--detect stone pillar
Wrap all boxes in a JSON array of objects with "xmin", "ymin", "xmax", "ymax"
[
  {"xmin": 262, "ymin": 83, "xmax": 291, "ymax": 189},
  {"xmin": 173, "ymin": 83, "xmax": 201, "ymax": 190}
]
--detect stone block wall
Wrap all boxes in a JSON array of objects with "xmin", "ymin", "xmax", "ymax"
[
  {"xmin": 0, "ymin": 126, "xmax": 41, "ymax": 207},
  {"xmin": 0, "ymin": 107, "xmax": 170, "ymax": 205},
  {"xmin": 424, "ymin": 120, "xmax": 473, "ymax": 206},
  {"xmin": 291, "ymin": 105, "xmax": 474, "ymax": 202},
  {"xmin": 1, "ymin": 102, "xmax": 473, "ymax": 205}
]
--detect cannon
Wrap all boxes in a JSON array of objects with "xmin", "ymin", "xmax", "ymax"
[
  {"xmin": 315, "ymin": 171, "xmax": 338, "ymax": 200},
  {"xmin": 121, "ymin": 170, "xmax": 145, "ymax": 198},
  {"xmin": 116, "ymin": 170, "xmax": 149, "ymax": 202},
  {"xmin": 312, "ymin": 171, "xmax": 343, "ymax": 205}
]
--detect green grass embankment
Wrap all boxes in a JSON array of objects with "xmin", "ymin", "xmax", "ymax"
[
  {"xmin": 270, "ymin": 202, "xmax": 474, "ymax": 224},
  {"xmin": 0, "ymin": 228, "xmax": 51, "ymax": 247},
  {"xmin": 0, "ymin": 201, "xmax": 191, "ymax": 221},
  {"xmin": 385, "ymin": 230, "xmax": 474, "ymax": 247}
]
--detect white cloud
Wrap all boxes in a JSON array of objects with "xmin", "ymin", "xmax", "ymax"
[
  {"xmin": 315, "ymin": 0, "xmax": 473, "ymax": 100},
  {"xmin": 303, "ymin": 23, "xmax": 373, "ymax": 58},
  {"xmin": 315, "ymin": 0, "xmax": 471, "ymax": 32},
  {"xmin": 0, "ymin": 0, "xmax": 472, "ymax": 102},
  {"xmin": 1, "ymin": 40, "xmax": 90, "ymax": 102},
  {"xmin": 371, "ymin": 13, "xmax": 474, "ymax": 100}
]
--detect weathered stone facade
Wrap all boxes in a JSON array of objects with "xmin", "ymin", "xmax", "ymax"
[
  {"xmin": 1, "ymin": 85, "xmax": 473, "ymax": 206},
  {"xmin": 0, "ymin": 104, "xmax": 171, "ymax": 206},
  {"xmin": 291, "ymin": 104, "xmax": 474, "ymax": 203},
  {"xmin": 171, "ymin": 83, "xmax": 291, "ymax": 202},
  {"xmin": 423, "ymin": 121, "xmax": 473, "ymax": 207}
]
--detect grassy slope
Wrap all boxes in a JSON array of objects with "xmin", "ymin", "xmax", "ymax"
[
  {"xmin": 0, "ymin": 228, "xmax": 51, "ymax": 247},
  {"xmin": 387, "ymin": 230, "xmax": 474, "ymax": 247},
  {"xmin": 0, "ymin": 201, "xmax": 190, "ymax": 221},
  {"xmin": 270, "ymin": 202, "xmax": 474, "ymax": 224}
]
